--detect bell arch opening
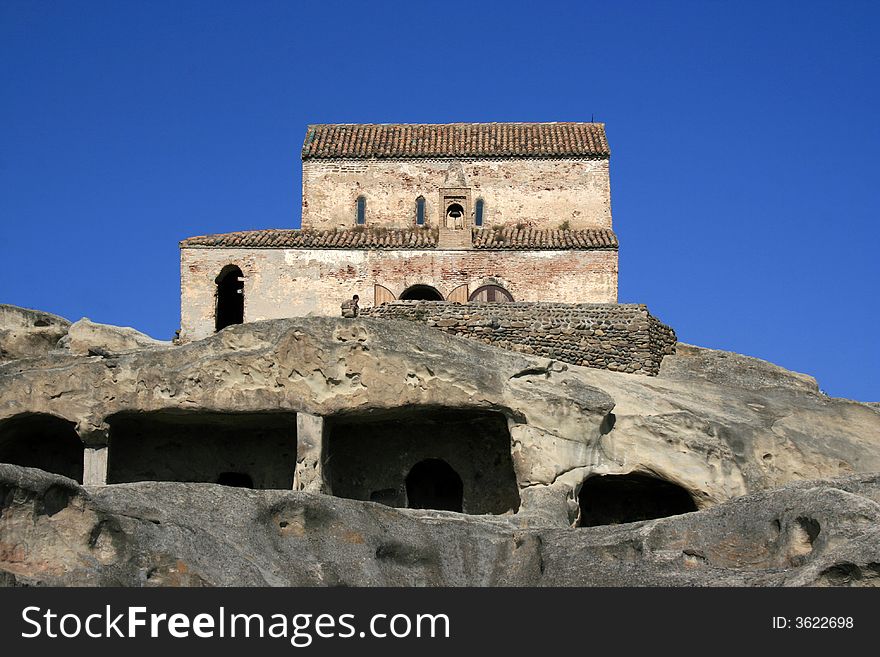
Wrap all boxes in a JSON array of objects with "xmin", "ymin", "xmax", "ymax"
[
  {"xmin": 215, "ymin": 265, "xmax": 244, "ymax": 332},
  {"xmin": 0, "ymin": 413, "xmax": 84, "ymax": 482},
  {"xmin": 399, "ymin": 284, "xmax": 444, "ymax": 301},
  {"xmin": 577, "ymin": 473, "xmax": 697, "ymax": 527},
  {"xmin": 445, "ymin": 203, "xmax": 465, "ymax": 229}
]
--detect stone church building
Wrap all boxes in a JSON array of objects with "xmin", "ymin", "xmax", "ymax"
[{"xmin": 179, "ymin": 122, "xmax": 619, "ymax": 342}]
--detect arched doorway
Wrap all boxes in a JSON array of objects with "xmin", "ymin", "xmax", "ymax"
[
  {"xmin": 445, "ymin": 203, "xmax": 465, "ymax": 229},
  {"xmin": 469, "ymin": 284, "xmax": 513, "ymax": 302},
  {"xmin": 577, "ymin": 473, "xmax": 697, "ymax": 527},
  {"xmin": 0, "ymin": 413, "xmax": 84, "ymax": 482},
  {"xmin": 406, "ymin": 458, "xmax": 463, "ymax": 512},
  {"xmin": 215, "ymin": 265, "xmax": 244, "ymax": 331},
  {"xmin": 399, "ymin": 284, "xmax": 444, "ymax": 301}
]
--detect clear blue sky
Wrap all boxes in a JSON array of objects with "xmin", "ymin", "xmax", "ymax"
[{"xmin": 1, "ymin": 1, "xmax": 878, "ymax": 401}]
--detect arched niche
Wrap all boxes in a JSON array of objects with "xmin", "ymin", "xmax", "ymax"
[{"xmin": 406, "ymin": 459, "xmax": 463, "ymax": 512}]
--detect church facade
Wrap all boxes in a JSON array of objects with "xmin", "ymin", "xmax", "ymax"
[{"xmin": 179, "ymin": 122, "xmax": 619, "ymax": 342}]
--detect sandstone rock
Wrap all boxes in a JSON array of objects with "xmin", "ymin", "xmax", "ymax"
[
  {"xmin": 60, "ymin": 318, "xmax": 171, "ymax": 356},
  {"xmin": 1, "ymin": 464, "xmax": 878, "ymax": 586},
  {"xmin": 0, "ymin": 304, "xmax": 70, "ymax": 362},
  {"xmin": 1, "ymin": 308, "xmax": 879, "ymax": 586},
  {"xmin": 659, "ymin": 342, "xmax": 819, "ymax": 392}
]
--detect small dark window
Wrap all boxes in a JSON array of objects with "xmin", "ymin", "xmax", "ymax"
[
  {"xmin": 475, "ymin": 199, "xmax": 484, "ymax": 227},
  {"xmin": 416, "ymin": 196, "xmax": 426, "ymax": 226},
  {"xmin": 356, "ymin": 196, "xmax": 366, "ymax": 225}
]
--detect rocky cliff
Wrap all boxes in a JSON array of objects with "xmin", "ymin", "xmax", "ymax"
[{"xmin": 0, "ymin": 306, "xmax": 878, "ymax": 586}]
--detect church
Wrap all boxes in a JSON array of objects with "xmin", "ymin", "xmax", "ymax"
[{"xmin": 179, "ymin": 122, "xmax": 619, "ymax": 342}]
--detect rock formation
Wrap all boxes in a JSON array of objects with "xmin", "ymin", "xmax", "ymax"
[{"xmin": 0, "ymin": 306, "xmax": 878, "ymax": 586}]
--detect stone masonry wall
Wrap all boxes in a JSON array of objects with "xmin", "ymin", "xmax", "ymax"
[
  {"xmin": 302, "ymin": 158, "xmax": 611, "ymax": 231},
  {"xmin": 361, "ymin": 301, "xmax": 676, "ymax": 376},
  {"xmin": 179, "ymin": 247, "xmax": 618, "ymax": 341}
]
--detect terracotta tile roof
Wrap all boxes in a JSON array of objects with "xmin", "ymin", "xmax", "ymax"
[
  {"xmin": 301, "ymin": 123, "xmax": 609, "ymax": 160},
  {"xmin": 472, "ymin": 227, "xmax": 618, "ymax": 250},
  {"xmin": 180, "ymin": 228, "xmax": 439, "ymax": 249},
  {"xmin": 181, "ymin": 227, "xmax": 618, "ymax": 250}
]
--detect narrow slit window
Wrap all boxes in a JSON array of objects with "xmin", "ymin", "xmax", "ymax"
[
  {"xmin": 416, "ymin": 196, "xmax": 426, "ymax": 226},
  {"xmin": 475, "ymin": 199, "xmax": 484, "ymax": 227},
  {"xmin": 356, "ymin": 196, "xmax": 366, "ymax": 225}
]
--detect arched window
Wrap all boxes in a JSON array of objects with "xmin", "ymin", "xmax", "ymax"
[
  {"xmin": 474, "ymin": 198, "xmax": 484, "ymax": 227},
  {"xmin": 399, "ymin": 284, "xmax": 444, "ymax": 300},
  {"xmin": 406, "ymin": 458, "xmax": 463, "ymax": 512},
  {"xmin": 356, "ymin": 195, "xmax": 366, "ymax": 225},
  {"xmin": 469, "ymin": 284, "xmax": 513, "ymax": 302},
  {"xmin": 416, "ymin": 196, "xmax": 426, "ymax": 226},
  {"xmin": 215, "ymin": 265, "xmax": 244, "ymax": 331}
]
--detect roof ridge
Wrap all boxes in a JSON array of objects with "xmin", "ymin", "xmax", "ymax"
[
  {"xmin": 302, "ymin": 123, "xmax": 609, "ymax": 159},
  {"xmin": 306, "ymin": 121, "xmax": 604, "ymax": 127}
]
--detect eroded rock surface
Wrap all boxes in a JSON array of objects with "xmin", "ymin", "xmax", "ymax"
[
  {"xmin": 60, "ymin": 318, "xmax": 170, "ymax": 356},
  {"xmin": 0, "ymin": 308, "xmax": 879, "ymax": 586},
  {"xmin": 1, "ymin": 465, "xmax": 878, "ymax": 586},
  {"xmin": 0, "ymin": 305, "xmax": 70, "ymax": 363}
]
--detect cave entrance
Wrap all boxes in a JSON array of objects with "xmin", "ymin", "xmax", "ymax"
[
  {"xmin": 0, "ymin": 413, "xmax": 84, "ymax": 482},
  {"xmin": 399, "ymin": 284, "xmax": 444, "ymax": 301},
  {"xmin": 106, "ymin": 410, "xmax": 297, "ymax": 489},
  {"xmin": 405, "ymin": 459, "xmax": 463, "ymax": 512},
  {"xmin": 325, "ymin": 407, "xmax": 519, "ymax": 514},
  {"xmin": 577, "ymin": 473, "xmax": 697, "ymax": 527}
]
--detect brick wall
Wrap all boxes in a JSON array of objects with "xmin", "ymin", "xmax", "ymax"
[
  {"xmin": 360, "ymin": 301, "xmax": 676, "ymax": 376},
  {"xmin": 302, "ymin": 158, "xmax": 611, "ymax": 231},
  {"xmin": 179, "ymin": 247, "xmax": 618, "ymax": 341}
]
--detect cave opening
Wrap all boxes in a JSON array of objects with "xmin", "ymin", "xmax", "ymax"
[
  {"xmin": 405, "ymin": 458, "xmax": 463, "ymax": 512},
  {"xmin": 578, "ymin": 472, "xmax": 697, "ymax": 527},
  {"xmin": 0, "ymin": 413, "xmax": 84, "ymax": 483},
  {"xmin": 106, "ymin": 410, "xmax": 297, "ymax": 489},
  {"xmin": 325, "ymin": 407, "xmax": 519, "ymax": 514}
]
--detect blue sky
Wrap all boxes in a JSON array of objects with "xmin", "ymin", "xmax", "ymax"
[{"xmin": 1, "ymin": 1, "xmax": 878, "ymax": 400}]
